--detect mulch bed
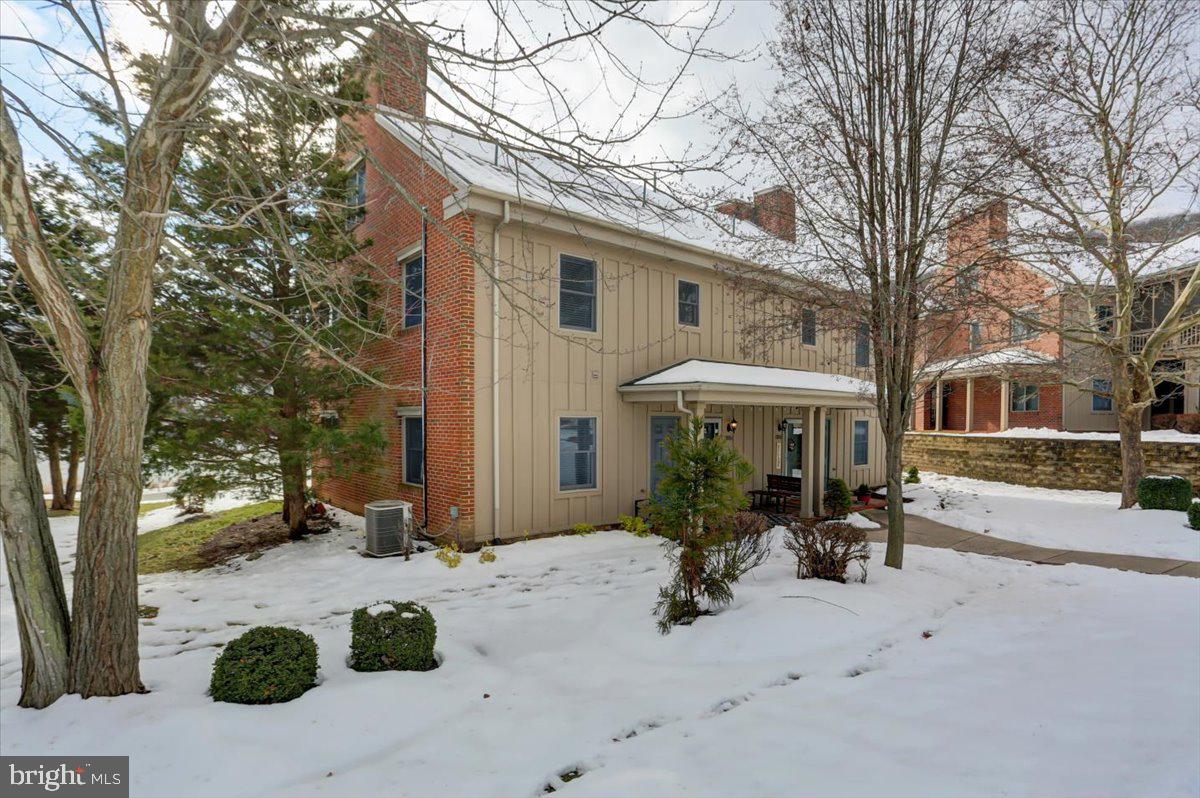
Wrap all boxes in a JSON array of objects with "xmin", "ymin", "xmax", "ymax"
[{"xmin": 196, "ymin": 512, "xmax": 339, "ymax": 567}]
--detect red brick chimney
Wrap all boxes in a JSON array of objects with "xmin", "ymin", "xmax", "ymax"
[
  {"xmin": 367, "ymin": 25, "xmax": 428, "ymax": 117},
  {"xmin": 752, "ymin": 186, "xmax": 796, "ymax": 242},
  {"xmin": 948, "ymin": 200, "xmax": 1007, "ymax": 267}
]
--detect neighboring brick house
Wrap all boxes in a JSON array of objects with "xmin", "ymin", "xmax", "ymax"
[
  {"xmin": 316, "ymin": 33, "xmax": 887, "ymax": 545},
  {"xmin": 913, "ymin": 203, "xmax": 1199, "ymax": 433}
]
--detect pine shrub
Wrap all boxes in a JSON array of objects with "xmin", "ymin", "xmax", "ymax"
[
  {"xmin": 210, "ymin": 626, "xmax": 317, "ymax": 704},
  {"xmin": 823, "ymin": 478, "xmax": 853, "ymax": 518},
  {"xmin": 1188, "ymin": 501, "xmax": 1200, "ymax": 531},
  {"xmin": 904, "ymin": 466, "xmax": 920, "ymax": 484},
  {"xmin": 349, "ymin": 601, "xmax": 437, "ymax": 672},
  {"xmin": 783, "ymin": 520, "xmax": 870, "ymax": 583},
  {"xmin": 1136, "ymin": 475, "xmax": 1193, "ymax": 511}
]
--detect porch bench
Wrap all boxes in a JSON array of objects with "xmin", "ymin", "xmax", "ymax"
[{"xmin": 751, "ymin": 474, "xmax": 806, "ymax": 512}]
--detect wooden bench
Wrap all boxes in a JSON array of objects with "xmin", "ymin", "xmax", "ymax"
[{"xmin": 750, "ymin": 473, "xmax": 806, "ymax": 512}]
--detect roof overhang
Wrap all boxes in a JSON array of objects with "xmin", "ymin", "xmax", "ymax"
[
  {"xmin": 921, "ymin": 347, "xmax": 1059, "ymax": 380},
  {"xmin": 618, "ymin": 360, "xmax": 876, "ymax": 409}
]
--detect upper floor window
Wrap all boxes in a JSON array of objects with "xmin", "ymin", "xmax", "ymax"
[
  {"xmin": 801, "ymin": 308, "xmax": 817, "ymax": 346},
  {"xmin": 852, "ymin": 419, "xmax": 870, "ymax": 466},
  {"xmin": 956, "ymin": 269, "xmax": 979, "ymax": 292},
  {"xmin": 347, "ymin": 159, "xmax": 366, "ymax": 226},
  {"xmin": 1010, "ymin": 382, "xmax": 1040, "ymax": 412},
  {"xmin": 1011, "ymin": 311, "xmax": 1037, "ymax": 343},
  {"xmin": 855, "ymin": 322, "xmax": 870, "ymax": 367},
  {"xmin": 678, "ymin": 280, "xmax": 700, "ymax": 327},
  {"xmin": 1091, "ymin": 378, "xmax": 1113, "ymax": 412},
  {"xmin": 559, "ymin": 255, "xmax": 597, "ymax": 332},
  {"xmin": 968, "ymin": 321, "xmax": 982, "ymax": 351},
  {"xmin": 1095, "ymin": 304, "xmax": 1113, "ymax": 334},
  {"xmin": 403, "ymin": 254, "xmax": 424, "ymax": 328}
]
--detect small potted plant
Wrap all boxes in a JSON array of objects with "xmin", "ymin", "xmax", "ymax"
[{"xmin": 854, "ymin": 483, "xmax": 872, "ymax": 505}]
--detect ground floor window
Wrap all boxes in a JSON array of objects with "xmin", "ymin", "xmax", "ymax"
[
  {"xmin": 559, "ymin": 416, "xmax": 597, "ymax": 491},
  {"xmin": 403, "ymin": 415, "xmax": 424, "ymax": 485},
  {"xmin": 853, "ymin": 419, "xmax": 869, "ymax": 466},
  {"xmin": 1092, "ymin": 378, "xmax": 1113, "ymax": 412},
  {"xmin": 1011, "ymin": 382, "xmax": 1040, "ymax": 412}
]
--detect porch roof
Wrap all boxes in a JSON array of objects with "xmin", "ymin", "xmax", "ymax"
[
  {"xmin": 618, "ymin": 359, "xmax": 876, "ymax": 408},
  {"xmin": 922, "ymin": 346, "xmax": 1058, "ymax": 379}
]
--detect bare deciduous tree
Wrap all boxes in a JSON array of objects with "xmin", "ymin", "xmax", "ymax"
[
  {"xmin": 978, "ymin": 0, "xmax": 1200, "ymax": 507},
  {"xmin": 718, "ymin": 0, "xmax": 1017, "ymax": 568}
]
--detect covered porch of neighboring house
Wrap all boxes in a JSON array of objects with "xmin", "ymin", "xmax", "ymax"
[
  {"xmin": 914, "ymin": 347, "xmax": 1060, "ymax": 433},
  {"xmin": 617, "ymin": 359, "xmax": 881, "ymax": 519}
]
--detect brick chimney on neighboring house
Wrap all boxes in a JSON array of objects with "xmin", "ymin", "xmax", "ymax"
[
  {"xmin": 715, "ymin": 186, "xmax": 797, "ymax": 242},
  {"xmin": 367, "ymin": 26, "xmax": 428, "ymax": 117},
  {"xmin": 947, "ymin": 200, "xmax": 1007, "ymax": 268}
]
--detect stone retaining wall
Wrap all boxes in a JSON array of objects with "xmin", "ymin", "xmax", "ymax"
[{"xmin": 903, "ymin": 432, "xmax": 1200, "ymax": 494}]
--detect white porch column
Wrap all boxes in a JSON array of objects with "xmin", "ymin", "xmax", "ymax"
[
  {"xmin": 801, "ymin": 406, "xmax": 815, "ymax": 517},
  {"xmin": 934, "ymin": 380, "xmax": 944, "ymax": 431},
  {"xmin": 965, "ymin": 377, "xmax": 975, "ymax": 432},
  {"xmin": 1000, "ymin": 379, "xmax": 1011, "ymax": 431},
  {"xmin": 813, "ymin": 407, "xmax": 827, "ymax": 514}
]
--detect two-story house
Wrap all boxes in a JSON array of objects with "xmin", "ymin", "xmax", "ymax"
[
  {"xmin": 913, "ymin": 203, "xmax": 1199, "ymax": 434},
  {"xmin": 316, "ymin": 32, "xmax": 886, "ymax": 545}
]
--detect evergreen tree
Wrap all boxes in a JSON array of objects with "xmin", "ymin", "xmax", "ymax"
[
  {"xmin": 145, "ymin": 32, "xmax": 383, "ymax": 537},
  {"xmin": 648, "ymin": 417, "xmax": 755, "ymax": 632}
]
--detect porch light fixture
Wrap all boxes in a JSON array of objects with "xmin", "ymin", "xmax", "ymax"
[{"xmin": 727, "ymin": 418, "xmax": 739, "ymax": 433}]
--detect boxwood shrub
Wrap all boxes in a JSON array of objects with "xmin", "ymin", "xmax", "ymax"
[
  {"xmin": 211, "ymin": 626, "xmax": 317, "ymax": 704},
  {"xmin": 350, "ymin": 601, "xmax": 437, "ymax": 672},
  {"xmin": 1136, "ymin": 475, "xmax": 1193, "ymax": 511},
  {"xmin": 823, "ymin": 478, "xmax": 853, "ymax": 519},
  {"xmin": 1188, "ymin": 501, "xmax": 1200, "ymax": 531}
]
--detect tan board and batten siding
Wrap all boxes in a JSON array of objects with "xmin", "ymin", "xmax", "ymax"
[{"xmin": 472, "ymin": 220, "xmax": 885, "ymax": 542}]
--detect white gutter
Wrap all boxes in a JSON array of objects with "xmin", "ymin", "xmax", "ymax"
[{"xmin": 492, "ymin": 200, "xmax": 510, "ymax": 542}]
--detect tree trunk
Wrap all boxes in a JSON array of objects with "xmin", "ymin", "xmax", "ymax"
[
  {"xmin": 0, "ymin": 336, "xmax": 72, "ymax": 708},
  {"xmin": 1117, "ymin": 406, "xmax": 1145, "ymax": 508},
  {"xmin": 882, "ymin": 423, "xmax": 906, "ymax": 569},
  {"xmin": 63, "ymin": 428, "xmax": 81, "ymax": 511},
  {"xmin": 281, "ymin": 456, "xmax": 308, "ymax": 540},
  {"xmin": 46, "ymin": 430, "xmax": 66, "ymax": 510}
]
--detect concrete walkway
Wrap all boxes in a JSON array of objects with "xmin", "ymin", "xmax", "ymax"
[{"xmin": 862, "ymin": 510, "xmax": 1200, "ymax": 579}]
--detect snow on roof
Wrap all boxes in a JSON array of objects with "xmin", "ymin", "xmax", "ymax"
[
  {"xmin": 1024, "ymin": 213, "xmax": 1200, "ymax": 288},
  {"xmin": 922, "ymin": 346, "xmax": 1057, "ymax": 376},
  {"xmin": 622, "ymin": 358, "xmax": 876, "ymax": 397},
  {"xmin": 375, "ymin": 111, "xmax": 784, "ymax": 265}
]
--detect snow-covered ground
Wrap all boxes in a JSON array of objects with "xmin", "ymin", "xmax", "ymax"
[
  {"xmin": 2, "ymin": 508, "xmax": 1198, "ymax": 798},
  {"xmin": 932, "ymin": 426, "xmax": 1200, "ymax": 443},
  {"xmin": 905, "ymin": 473, "xmax": 1200, "ymax": 560}
]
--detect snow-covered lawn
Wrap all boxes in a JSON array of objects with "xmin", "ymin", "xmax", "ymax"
[
  {"xmin": 905, "ymin": 473, "xmax": 1200, "ymax": 560},
  {"xmin": 2, "ymin": 507, "xmax": 1198, "ymax": 797}
]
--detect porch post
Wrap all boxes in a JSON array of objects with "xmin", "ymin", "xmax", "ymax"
[
  {"xmin": 814, "ymin": 406, "xmax": 827, "ymax": 514},
  {"xmin": 1000, "ymin": 378, "xmax": 1010, "ymax": 431},
  {"xmin": 965, "ymin": 377, "xmax": 975, "ymax": 432},
  {"xmin": 801, "ymin": 406, "xmax": 815, "ymax": 517},
  {"xmin": 934, "ymin": 380, "xmax": 944, "ymax": 431}
]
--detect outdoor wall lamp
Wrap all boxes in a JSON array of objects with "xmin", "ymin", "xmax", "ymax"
[{"xmin": 727, "ymin": 418, "xmax": 739, "ymax": 433}]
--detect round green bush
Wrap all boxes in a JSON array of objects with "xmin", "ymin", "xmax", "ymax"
[
  {"xmin": 210, "ymin": 626, "xmax": 318, "ymax": 704},
  {"xmin": 1188, "ymin": 501, "xmax": 1200, "ymax": 531},
  {"xmin": 1136, "ymin": 475, "xmax": 1194, "ymax": 511},
  {"xmin": 823, "ymin": 478, "xmax": 853, "ymax": 519},
  {"xmin": 349, "ymin": 601, "xmax": 437, "ymax": 672}
]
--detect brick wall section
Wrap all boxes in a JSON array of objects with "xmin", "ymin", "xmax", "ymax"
[
  {"xmin": 1010, "ymin": 383, "xmax": 1062, "ymax": 429},
  {"xmin": 913, "ymin": 378, "xmax": 1061, "ymax": 432},
  {"xmin": 315, "ymin": 108, "xmax": 477, "ymax": 541},
  {"xmin": 904, "ymin": 432, "xmax": 1200, "ymax": 494}
]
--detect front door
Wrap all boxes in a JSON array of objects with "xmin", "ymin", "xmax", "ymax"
[
  {"xmin": 649, "ymin": 415, "xmax": 681, "ymax": 496},
  {"xmin": 784, "ymin": 420, "xmax": 803, "ymax": 478}
]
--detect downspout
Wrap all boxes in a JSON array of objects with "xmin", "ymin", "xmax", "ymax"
[
  {"xmin": 492, "ymin": 200, "xmax": 510, "ymax": 542},
  {"xmin": 421, "ymin": 212, "xmax": 429, "ymax": 529},
  {"xmin": 676, "ymin": 390, "xmax": 694, "ymax": 418}
]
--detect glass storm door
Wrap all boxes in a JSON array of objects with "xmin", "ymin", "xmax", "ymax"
[
  {"xmin": 784, "ymin": 421, "xmax": 803, "ymax": 478},
  {"xmin": 649, "ymin": 415, "xmax": 680, "ymax": 497}
]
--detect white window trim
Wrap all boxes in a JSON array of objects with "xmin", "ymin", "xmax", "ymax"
[
  {"xmin": 555, "ymin": 412, "xmax": 601, "ymax": 496},
  {"xmin": 556, "ymin": 252, "xmax": 601, "ymax": 337},
  {"xmin": 402, "ymin": 252, "xmax": 424, "ymax": 329},
  {"xmin": 852, "ymin": 418, "xmax": 870, "ymax": 467},
  {"xmin": 1090, "ymin": 378, "xmax": 1114, "ymax": 414},
  {"xmin": 676, "ymin": 276, "xmax": 701, "ymax": 329}
]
